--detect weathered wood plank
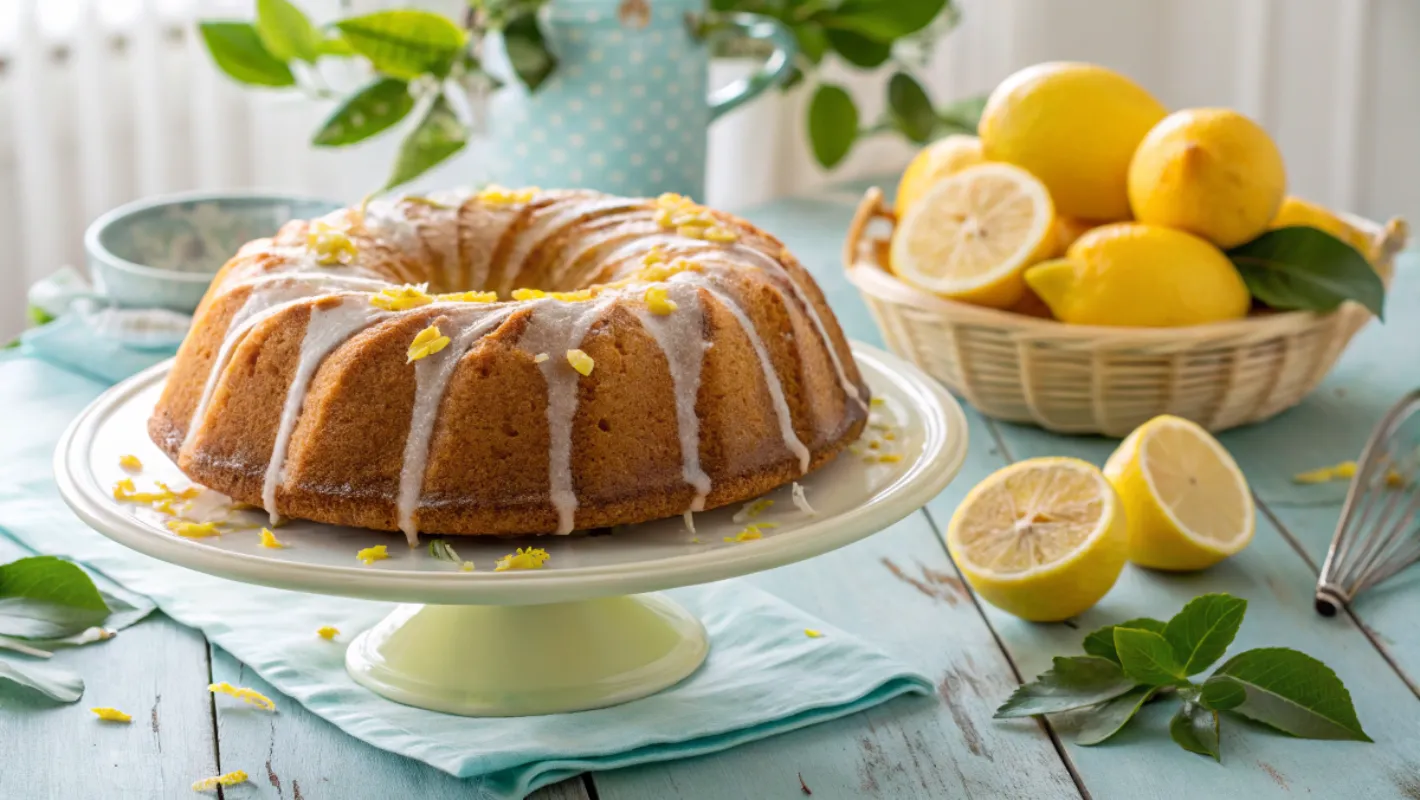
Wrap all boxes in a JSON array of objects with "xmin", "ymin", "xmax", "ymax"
[
  {"xmin": 941, "ymin": 413, "xmax": 1420, "ymax": 799},
  {"xmin": 205, "ymin": 645, "xmax": 590, "ymax": 800},
  {"xmin": 592, "ymin": 512, "xmax": 1079, "ymax": 800},
  {"xmin": 0, "ymin": 537, "xmax": 217, "ymax": 799}
]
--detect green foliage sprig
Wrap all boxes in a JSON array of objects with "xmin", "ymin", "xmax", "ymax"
[{"xmin": 995, "ymin": 594, "xmax": 1371, "ymax": 760}]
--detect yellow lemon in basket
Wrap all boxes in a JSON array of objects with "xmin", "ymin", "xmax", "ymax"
[
  {"xmin": 890, "ymin": 163, "xmax": 1055, "ymax": 309},
  {"xmin": 1024, "ymin": 223, "xmax": 1250, "ymax": 326},
  {"xmin": 1271, "ymin": 195, "xmax": 1379, "ymax": 263},
  {"xmin": 947, "ymin": 457, "xmax": 1127, "ymax": 621},
  {"xmin": 896, "ymin": 134, "xmax": 987, "ymax": 218},
  {"xmin": 1104, "ymin": 415, "xmax": 1255, "ymax": 570},
  {"xmin": 1128, "ymin": 108, "xmax": 1286, "ymax": 248},
  {"xmin": 980, "ymin": 62, "xmax": 1168, "ymax": 220}
]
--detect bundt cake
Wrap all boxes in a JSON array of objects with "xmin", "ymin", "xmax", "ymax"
[{"xmin": 149, "ymin": 188, "xmax": 870, "ymax": 541}]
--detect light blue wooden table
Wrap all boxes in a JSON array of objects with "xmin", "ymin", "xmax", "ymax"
[{"xmin": 4, "ymin": 183, "xmax": 1420, "ymax": 799}]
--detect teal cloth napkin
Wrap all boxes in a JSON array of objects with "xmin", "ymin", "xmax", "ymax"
[{"xmin": 0, "ymin": 350, "xmax": 931, "ymax": 799}]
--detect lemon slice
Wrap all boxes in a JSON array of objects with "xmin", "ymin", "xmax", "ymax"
[
  {"xmin": 947, "ymin": 457, "xmax": 1127, "ymax": 621},
  {"xmin": 890, "ymin": 162, "xmax": 1055, "ymax": 309},
  {"xmin": 1103, "ymin": 415, "xmax": 1255, "ymax": 571}
]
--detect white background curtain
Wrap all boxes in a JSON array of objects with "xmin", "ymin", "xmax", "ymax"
[{"xmin": 2, "ymin": 0, "xmax": 1417, "ymax": 338}]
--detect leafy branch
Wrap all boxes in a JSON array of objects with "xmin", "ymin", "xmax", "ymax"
[{"xmin": 996, "ymin": 594, "xmax": 1371, "ymax": 761}]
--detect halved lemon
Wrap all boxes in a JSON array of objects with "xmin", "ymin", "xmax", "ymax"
[
  {"xmin": 1103, "ymin": 415, "xmax": 1255, "ymax": 571},
  {"xmin": 947, "ymin": 457, "xmax": 1127, "ymax": 621},
  {"xmin": 890, "ymin": 162, "xmax": 1055, "ymax": 309}
]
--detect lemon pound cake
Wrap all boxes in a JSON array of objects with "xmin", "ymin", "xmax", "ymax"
[{"xmin": 149, "ymin": 189, "xmax": 870, "ymax": 541}]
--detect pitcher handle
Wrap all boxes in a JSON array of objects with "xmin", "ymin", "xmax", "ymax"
[{"xmin": 703, "ymin": 13, "xmax": 798, "ymax": 121}]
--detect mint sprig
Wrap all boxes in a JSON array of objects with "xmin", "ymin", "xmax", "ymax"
[{"xmin": 995, "ymin": 593, "xmax": 1371, "ymax": 761}]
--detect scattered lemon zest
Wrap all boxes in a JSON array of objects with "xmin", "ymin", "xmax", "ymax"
[
  {"xmin": 167, "ymin": 520, "xmax": 219, "ymax": 538},
  {"xmin": 91, "ymin": 707, "xmax": 132, "ymax": 723},
  {"xmin": 724, "ymin": 522, "xmax": 777, "ymax": 543},
  {"xmin": 703, "ymin": 225, "xmax": 739, "ymax": 243},
  {"xmin": 636, "ymin": 255, "xmax": 701, "ymax": 283},
  {"xmin": 371, "ymin": 283, "xmax": 434, "ymax": 312},
  {"xmin": 191, "ymin": 770, "xmax": 249, "ymax": 792},
  {"xmin": 408, "ymin": 324, "xmax": 452, "ymax": 362},
  {"xmin": 460, "ymin": 561, "xmax": 476, "ymax": 572},
  {"xmin": 566, "ymin": 348, "xmax": 595, "ymax": 376},
  {"xmin": 690, "ymin": 537, "xmax": 703, "ymax": 544},
  {"xmin": 870, "ymin": 397, "xmax": 885, "ymax": 407},
  {"xmin": 435, "ymin": 290, "xmax": 499, "ymax": 303},
  {"xmin": 1293, "ymin": 461, "xmax": 1358, "ymax": 484},
  {"xmin": 259, "ymin": 528, "xmax": 286, "ymax": 549},
  {"xmin": 209, "ymin": 682, "xmax": 276, "ymax": 711},
  {"xmin": 732, "ymin": 498, "xmax": 774, "ymax": 523},
  {"xmin": 645, "ymin": 285, "xmax": 678, "ymax": 315},
  {"xmin": 533, "ymin": 352, "xmax": 550, "ymax": 364},
  {"xmin": 1387, "ymin": 469, "xmax": 1407, "ymax": 488},
  {"xmin": 356, "ymin": 545, "xmax": 389, "ymax": 566},
  {"xmin": 307, "ymin": 219, "xmax": 358, "ymax": 266},
  {"xmin": 804, "ymin": 629, "xmax": 824, "ymax": 639},
  {"xmin": 868, "ymin": 440, "xmax": 881, "ymax": 450},
  {"xmin": 873, "ymin": 454, "xmax": 903, "ymax": 464},
  {"xmin": 511, "ymin": 287, "xmax": 597, "ymax": 302},
  {"xmin": 317, "ymin": 626, "xmax": 340, "ymax": 641},
  {"xmin": 495, "ymin": 547, "xmax": 550, "ymax": 572},
  {"xmin": 477, "ymin": 184, "xmax": 539, "ymax": 206},
  {"xmin": 119, "ymin": 454, "xmax": 143, "ymax": 472}
]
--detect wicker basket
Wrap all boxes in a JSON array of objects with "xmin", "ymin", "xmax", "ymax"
[{"xmin": 844, "ymin": 187, "xmax": 1409, "ymax": 437}]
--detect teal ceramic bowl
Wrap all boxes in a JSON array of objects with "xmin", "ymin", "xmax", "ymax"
[{"xmin": 85, "ymin": 191, "xmax": 343, "ymax": 313}]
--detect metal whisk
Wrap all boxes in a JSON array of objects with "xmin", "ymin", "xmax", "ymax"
[{"xmin": 1317, "ymin": 389, "xmax": 1420, "ymax": 616}]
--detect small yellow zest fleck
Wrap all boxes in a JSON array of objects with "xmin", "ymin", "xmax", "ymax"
[
  {"xmin": 512, "ymin": 287, "xmax": 597, "ymax": 302},
  {"xmin": 191, "ymin": 770, "xmax": 249, "ymax": 793},
  {"xmin": 208, "ymin": 682, "xmax": 276, "ymax": 711},
  {"xmin": 435, "ymin": 290, "xmax": 499, "ymax": 303},
  {"xmin": 118, "ymin": 454, "xmax": 143, "ymax": 472},
  {"xmin": 724, "ymin": 522, "xmax": 777, "ymax": 543},
  {"xmin": 645, "ymin": 285, "xmax": 678, "ymax": 315},
  {"xmin": 408, "ymin": 325, "xmax": 452, "ymax": 363},
  {"xmin": 874, "ymin": 454, "xmax": 903, "ymax": 464},
  {"xmin": 1387, "ymin": 469, "xmax": 1407, "ymax": 488},
  {"xmin": 868, "ymin": 440, "xmax": 881, "ymax": 450},
  {"xmin": 91, "ymin": 707, "xmax": 132, "ymax": 723},
  {"xmin": 534, "ymin": 352, "xmax": 550, "ymax": 364},
  {"xmin": 356, "ymin": 545, "xmax": 389, "ymax": 566},
  {"xmin": 477, "ymin": 184, "xmax": 539, "ymax": 206},
  {"xmin": 113, "ymin": 478, "xmax": 136, "ymax": 500},
  {"xmin": 259, "ymin": 528, "xmax": 286, "ymax": 549},
  {"xmin": 636, "ymin": 256, "xmax": 701, "ymax": 283},
  {"xmin": 167, "ymin": 520, "xmax": 219, "ymax": 538},
  {"xmin": 870, "ymin": 397, "xmax": 885, "ymax": 407},
  {"xmin": 317, "ymin": 626, "xmax": 340, "ymax": 641},
  {"xmin": 690, "ymin": 537, "xmax": 703, "ymax": 544},
  {"xmin": 460, "ymin": 561, "xmax": 476, "ymax": 572},
  {"xmin": 744, "ymin": 498, "xmax": 774, "ymax": 518},
  {"xmin": 371, "ymin": 283, "xmax": 434, "ymax": 312},
  {"xmin": 1293, "ymin": 461, "xmax": 1357, "ymax": 484},
  {"xmin": 154, "ymin": 500, "xmax": 176, "ymax": 516},
  {"xmin": 495, "ymin": 547, "xmax": 550, "ymax": 572},
  {"xmin": 307, "ymin": 220, "xmax": 358, "ymax": 266},
  {"xmin": 703, "ymin": 225, "xmax": 739, "ymax": 243},
  {"xmin": 566, "ymin": 348, "xmax": 595, "ymax": 376},
  {"xmin": 884, "ymin": 431, "xmax": 897, "ymax": 441},
  {"xmin": 804, "ymin": 629, "xmax": 824, "ymax": 639}
]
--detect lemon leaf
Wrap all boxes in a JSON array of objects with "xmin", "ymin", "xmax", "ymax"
[
  {"xmin": 312, "ymin": 78, "xmax": 415, "ymax": 147},
  {"xmin": 199, "ymin": 22, "xmax": 296, "ymax": 87},
  {"xmin": 1114, "ymin": 627, "xmax": 1187, "ymax": 685},
  {"xmin": 821, "ymin": 0, "xmax": 947, "ymax": 41},
  {"xmin": 1076, "ymin": 685, "xmax": 1157, "ymax": 746},
  {"xmin": 384, "ymin": 94, "xmax": 467, "ymax": 190},
  {"xmin": 1212, "ymin": 647, "xmax": 1371, "ymax": 741},
  {"xmin": 1162, "ymin": 593, "xmax": 1247, "ymax": 676},
  {"xmin": 0, "ymin": 556, "xmax": 108, "ymax": 614},
  {"xmin": 994, "ymin": 656, "xmax": 1137, "ymax": 718},
  {"xmin": 1199, "ymin": 676, "xmax": 1247, "ymax": 711},
  {"xmin": 1228, "ymin": 226, "xmax": 1385, "ymax": 319},
  {"xmin": 808, "ymin": 84, "xmax": 858, "ymax": 168},
  {"xmin": 255, "ymin": 0, "xmax": 322, "ymax": 64},
  {"xmin": 503, "ymin": 13, "xmax": 558, "ymax": 92},
  {"xmin": 887, "ymin": 72, "xmax": 936, "ymax": 144},
  {"xmin": 335, "ymin": 10, "xmax": 466, "ymax": 81},
  {"xmin": 1082, "ymin": 617, "xmax": 1166, "ymax": 664},
  {"xmin": 1170, "ymin": 689, "xmax": 1221, "ymax": 760},
  {"xmin": 0, "ymin": 657, "xmax": 84, "ymax": 703},
  {"xmin": 824, "ymin": 29, "xmax": 890, "ymax": 68}
]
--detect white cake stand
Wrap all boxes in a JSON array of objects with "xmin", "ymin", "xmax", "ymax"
[{"xmin": 55, "ymin": 342, "xmax": 967, "ymax": 716}]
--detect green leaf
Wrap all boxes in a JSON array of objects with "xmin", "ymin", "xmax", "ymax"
[
  {"xmin": 1114, "ymin": 627, "xmax": 1187, "ymax": 685},
  {"xmin": 1170, "ymin": 691, "xmax": 1221, "ymax": 760},
  {"xmin": 1228, "ymin": 226, "xmax": 1385, "ymax": 318},
  {"xmin": 1213, "ymin": 647, "xmax": 1371, "ymax": 741},
  {"xmin": 27, "ymin": 304, "xmax": 55, "ymax": 326},
  {"xmin": 824, "ymin": 28, "xmax": 891, "ymax": 68},
  {"xmin": 822, "ymin": 0, "xmax": 948, "ymax": 41},
  {"xmin": 887, "ymin": 72, "xmax": 936, "ymax": 143},
  {"xmin": 793, "ymin": 23, "xmax": 829, "ymax": 64},
  {"xmin": 316, "ymin": 36, "xmax": 356, "ymax": 57},
  {"xmin": 1199, "ymin": 675, "xmax": 1247, "ymax": 711},
  {"xmin": 0, "ymin": 657, "xmax": 83, "ymax": 703},
  {"xmin": 939, "ymin": 94, "xmax": 988, "ymax": 135},
  {"xmin": 808, "ymin": 83, "xmax": 858, "ymax": 169},
  {"xmin": 384, "ymin": 94, "xmax": 468, "ymax": 190},
  {"xmin": 1077, "ymin": 685, "xmax": 1157, "ymax": 745},
  {"xmin": 1082, "ymin": 617, "xmax": 1166, "ymax": 664},
  {"xmin": 335, "ymin": 10, "xmax": 467, "ymax": 81},
  {"xmin": 503, "ymin": 13, "xmax": 558, "ymax": 92},
  {"xmin": 256, "ymin": 0, "xmax": 321, "ymax": 63},
  {"xmin": 0, "ymin": 557, "xmax": 108, "ymax": 614},
  {"xmin": 1163, "ymin": 594, "xmax": 1247, "ymax": 676},
  {"xmin": 994, "ymin": 656, "xmax": 1138, "ymax": 718},
  {"xmin": 198, "ymin": 21, "xmax": 296, "ymax": 87},
  {"xmin": 312, "ymin": 78, "xmax": 414, "ymax": 147}
]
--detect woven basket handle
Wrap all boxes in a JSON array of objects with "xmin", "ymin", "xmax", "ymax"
[{"xmin": 842, "ymin": 187, "xmax": 890, "ymax": 270}]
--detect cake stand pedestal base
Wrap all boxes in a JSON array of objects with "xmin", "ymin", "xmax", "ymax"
[{"xmin": 345, "ymin": 593, "xmax": 709, "ymax": 716}]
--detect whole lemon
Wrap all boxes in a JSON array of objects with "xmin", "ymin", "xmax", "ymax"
[
  {"xmin": 895, "ymin": 135, "xmax": 986, "ymax": 217},
  {"xmin": 980, "ymin": 62, "xmax": 1167, "ymax": 220},
  {"xmin": 1271, "ymin": 195, "xmax": 1378, "ymax": 262},
  {"xmin": 1023, "ymin": 223, "xmax": 1251, "ymax": 327},
  {"xmin": 1128, "ymin": 108, "xmax": 1286, "ymax": 248}
]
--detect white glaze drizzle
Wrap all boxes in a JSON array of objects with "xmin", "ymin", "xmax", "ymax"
[
  {"xmin": 261, "ymin": 297, "xmax": 384, "ymax": 523},
  {"xmin": 497, "ymin": 195, "xmax": 639, "ymax": 294},
  {"xmin": 634, "ymin": 283, "xmax": 712, "ymax": 511},
  {"xmin": 395, "ymin": 307, "xmax": 512, "ymax": 544}
]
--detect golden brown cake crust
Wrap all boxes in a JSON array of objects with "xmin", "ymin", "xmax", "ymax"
[{"xmin": 150, "ymin": 189, "xmax": 869, "ymax": 538}]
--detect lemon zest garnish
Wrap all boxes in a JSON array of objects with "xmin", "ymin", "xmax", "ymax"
[
  {"xmin": 566, "ymin": 349, "xmax": 595, "ymax": 376},
  {"xmin": 870, "ymin": 397, "xmax": 885, "ymax": 407},
  {"xmin": 307, "ymin": 220, "xmax": 357, "ymax": 266},
  {"xmin": 259, "ymin": 528, "xmax": 286, "ymax": 549},
  {"xmin": 690, "ymin": 537, "xmax": 703, "ymax": 544},
  {"xmin": 167, "ymin": 520, "xmax": 219, "ymax": 538},
  {"xmin": 317, "ymin": 626, "xmax": 339, "ymax": 641},
  {"xmin": 356, "ymin": 545, "xmax": 389, "ymax": 566},
  {"xmin": 434, "ymin": 290, "xmax": 499, "ymax": 303},
  {"xmin": 804, "ymin": 629, "xmax": 823, "ymax": 639},
  {"xmin": 533, "ymin": 352, "xmax": 550, "ymax": 364},
  {"xmin": 512, "ymin": 287, "xmax": 597, "ymax": 302},
  {"xmin": 209, "ymin": 682, "xmax": 276, "ymax": 711},
  {"xmin": 868, "ymin": 440, "xmax": 881, "ymax": 450},
  {"xmin": 703, "ymin": 225, "xmax": 739, "ymax": 243},
  {"xmin": 494, "ymin": 547, "xmax": 550, "ymax": 572},
  {"xmin": 408, "ymin": 324, "xmax": 452, "ymax": 362},
  {"xmin": 372, "ymin": 283, "xmax": 434, "ymax": 312},
  {"xmin": 191, "ymin": 770, "xmax": 249, "ymax": 792},
  {"xmin": 1387, "ymin": 469, "xmax": 1407, "ymax": 488},
  {"xmin": 477, "ymin": 184, "xmax": 539, "ymax": 206},
  {"xmin": 874, "ymin": 454, "xmax": 903, "ymax": 464},
  {"xmin": 154, "ymin": 500, "xmax": 176, "ymax": 516},
  {"xmin": 733, "ymin": 498, "xmax": 774, "ymax": 523},
  {"xmin": 645, "ymin": 285, "xmax": 678, "ymax": 315},
  {"xmin": 724, "ymin": 522, "xmax": 777, "ymax": 543},
  {"xmin": 1293, "ymin": 461, "xmax": 1358, "ymax": 484},
  {"xmin": 91, "ymin": 707, "xmax": 132, "ymax": 722},
  {"xmin": 119, "ymin": 454, "xmax": 143, "ymax": 472},
  {"xmin": 460, "ymin": 561, "xmax": 476, "ymax": 572}
]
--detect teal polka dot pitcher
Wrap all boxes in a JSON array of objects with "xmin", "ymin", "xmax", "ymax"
[{"xmin": 481, "ymin": 0, "xmax": 796, "ymax": 198}]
